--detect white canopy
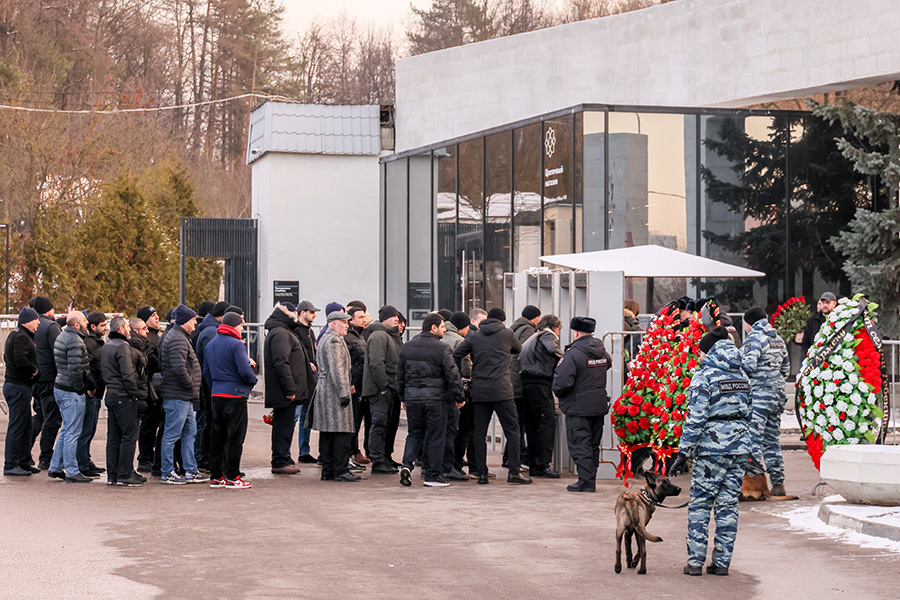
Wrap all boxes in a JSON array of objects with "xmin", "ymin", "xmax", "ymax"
[{"xmin": 540, "ymin": 245, "xmax": 765, "ymax": 278}]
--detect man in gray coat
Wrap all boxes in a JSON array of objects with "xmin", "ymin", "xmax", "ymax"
[{"xmin": 311, "ymin": 311, "xmax": 359, "ymax": 482}]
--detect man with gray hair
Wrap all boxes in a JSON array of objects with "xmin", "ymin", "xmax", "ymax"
[
  {"xmin": 48, "ymin": 311, "xmax": 96, "ymax": 483},
  {"xmin": 102, "ymin": 317, "xmax": 145, "ymax": 486}
]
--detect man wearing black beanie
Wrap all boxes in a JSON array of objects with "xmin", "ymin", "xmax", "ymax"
[
  {"xmin": 509, "ymin": 305, "xmax": 541, "ymax": 470},
  {"xmin": 4, "ymin": 308, "xmax": 41, "ymax": 476},
  {"xmin": 31, "ymin": 296, "xmax": 62, "ymax": 470},
  {"xmin": 452, "ymin": 307, "xmax": 530, "ymax": 484},
  {"xmin": 362, "ymin": 305, "xmax": 403, "ymax": 473}
]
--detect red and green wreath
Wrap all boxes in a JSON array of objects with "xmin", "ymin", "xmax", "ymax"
[{"xmin": 771, "ymin": 296, "xmax": 811, "ymax": 343}]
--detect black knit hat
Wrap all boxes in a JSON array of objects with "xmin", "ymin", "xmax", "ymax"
[
  {"xmin": 18, "ymin": 307, "xmax": 40, "ymax": 326},
  {"xmin": 378, "ymin": 305, "xmax": 400, "ymax": 322},
  {"xmin": 522, "ymin": 305, "xmax": 541, "ymax": 320},
  {"xmin": 137, "ymin": 306, "xmax": 157, "ymax": 322},
  {"xmin": 699, "ymin": 326, "xmax": 729, "ymax": 354},
  {"xmin": 450, "ymin": 311, "xmax": 470, "ymax": 330},
  {"xmin": 437, "ymin": 309, "xmax": 453, "ymax": 322},
  {"xmin": 197, "ymin": 301, "xmax": 215, "ymax": 318},
  {"xmin": 173, "ymin": 304, "xmax": 197, "ymax": 325},
  {"xmin": 570, "ymin": 316, "xmax": 596, "ymax": 333},
  {"xmin": 211, "ymin": 301, "xmax": 231, "ymax": 318},
  {"xmin": 222, "ymin": 312, "xmax": 243, "ymax": 327},
  {"xmin": 487, "ymin": 308, "xmax": 506, "ymax": 321},
  {"xmin": 225, "ymin": 305, "xmax": 244, "ymax": 316},
  {"xmin": 743, "ymin": 306, "xmax": 767, "ymax": 326},
  {"xmin": 32, "ymin": 296, "xmax": 53, "ymax": 315}
]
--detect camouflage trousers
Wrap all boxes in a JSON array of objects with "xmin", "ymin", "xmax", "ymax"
[
  {"xmin": 686, "ymin": 454, "xmax": 746, "ymax": 568},
  {"xmin": 750, "ymin": 401, "xmax": 785, "ymax": 485}
]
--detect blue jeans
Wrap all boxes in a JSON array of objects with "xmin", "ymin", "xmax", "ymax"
[
  {"xmin": 295, "ymin": 403, "xmax": 312, "ymax": 458},
  {"xmin": 161, "ymin": 399, "xmax": 198, "ymax": 475},
  {"xmin": 77, "ymin": 394, "xmax": 101, "ymax": 471},
  {"xmin": 49, "ymin": 389, "xmax": 86, "ymax": 477}
]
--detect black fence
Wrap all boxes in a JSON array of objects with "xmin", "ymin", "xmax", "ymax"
[{"xmin": 180, "ymin": 218, "xmax": 258, "ymax": 323}]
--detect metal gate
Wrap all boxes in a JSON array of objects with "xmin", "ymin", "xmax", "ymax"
[{"xmin": 180, "ymin": 218, "xmax": 258, "ymax": 323}]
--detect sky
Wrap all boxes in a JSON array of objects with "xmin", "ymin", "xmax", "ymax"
[{"xmin": 281, "ymin": 0, "xmax": 430, "ymax": 36}]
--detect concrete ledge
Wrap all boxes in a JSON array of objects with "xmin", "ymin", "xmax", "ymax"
[{"xmin": 818, "ymin": 497, "xmax": 900, "ymax": 542}]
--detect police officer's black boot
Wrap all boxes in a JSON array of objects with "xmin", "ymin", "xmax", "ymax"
[{"xmin": 683, "ymin": 564, "xmax": 702, "ymax": 576}]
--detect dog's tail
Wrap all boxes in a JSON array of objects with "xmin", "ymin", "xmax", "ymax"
[{"xmin": 627, "ymin": 504, "xmax": 663, "ymax": 542}]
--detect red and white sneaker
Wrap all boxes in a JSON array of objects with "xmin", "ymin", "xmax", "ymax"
[
  {"xmin": 225, "ymin": 476, "xmax": 251, "ymax": 489},
  {"xmin": 209, "ymin": 477, "xmax": 226, "ymax": 488}
]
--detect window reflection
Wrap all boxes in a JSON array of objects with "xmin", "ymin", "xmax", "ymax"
[
  {"xmin": 436, "ymin": 145, "xmax": 457, "ymax": 311},
  {"xmin": 485, "ymin": 132, "xmax": 511, "ymax": 310},
  {"xmin": 457, "ymin": 139, "xmax": 484, "ymax": 313},
  {"xmin": 514, "ymin": 123, "xmax": 542, "ymax": 271},
  {"xmin": 543, "ymin": 117, "xmax": 573, "ymax": 255}
]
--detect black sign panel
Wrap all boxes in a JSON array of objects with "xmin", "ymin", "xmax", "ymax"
[
  {"xmin": 407, "ymin": 282, "xmax": 433, "ymax": 310},
  {"xmin": 274, "ymin": 280, "xmax": 299, "ymax": 305}
]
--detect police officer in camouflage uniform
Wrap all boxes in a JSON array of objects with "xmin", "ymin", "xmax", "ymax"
[
  {"xmin": 678, "ymin": 326, "xmax": 752, "ymax": 576},
  {"xmin": 740, "ymin": 306, "xmax": 790, "ymax": 496}
]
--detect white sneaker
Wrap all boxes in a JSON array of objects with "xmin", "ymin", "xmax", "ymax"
[{"xmin": 424, "ymin": 479, "xmax": 450, "ymax": 487}]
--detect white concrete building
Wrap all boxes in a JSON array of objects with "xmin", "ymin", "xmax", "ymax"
[{"xmin": 248, "ymin": 103, "xmax": 383, "ymax": 321}]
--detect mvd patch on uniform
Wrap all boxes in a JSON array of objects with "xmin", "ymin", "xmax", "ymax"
[
  {"xmin": 718, "ymin": 380, "xmax": 750, "ymax": 393},
  {"xmin": 587, "ymin": 358, "xmax": 610, "ymax": 368}
]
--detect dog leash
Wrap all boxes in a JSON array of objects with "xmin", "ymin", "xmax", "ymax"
[{"xmin": 641, "ymin": 489, "xmax": 689, "ymax": 509}]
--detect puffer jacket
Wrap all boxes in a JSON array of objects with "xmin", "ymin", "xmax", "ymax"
[
  {"xmin": 518, "ymin": 328, "xmax": 563, "ymax": 379},
  {"xmin": 101, "ymin": 332, "xmax": 141, "ymax": 401},
  {"xmin": 264, "ymin": 305, "xmax": 315, "ymax": 408},
  {"xmin": 397, "ymin": 331, "xmax": 464, "ymax": 403},
  {"xmin": 53, "ymin": 325, "xmax": 95, "ymax": 395},
  {"xmin": 510, "ymin": 316, "xmax": 537, "ymax": 397},
  {"xmin": 680, "ymin": 339, "xmax": 752, "ymax": 457},
  {"xmin": 452, "ymin": 318, "xmax": 521, "ymax": 403},
  {"xmin": 361, "ymin": 321, "xmax": 403, "ymax": 397},
  {"xmin": 203, "ymin": 324, "xmax": 258, "ymax": 397},
  {"xmin": 552, "ymin": 335, "xmax": 611, "ymax": 416},
  {"xmin": 35, "ymin": 315, "xmax": 62, "ymax": 383},
  {"xmin": 157, "ymin": 324, "xmax": 201, "ymax": 401}
]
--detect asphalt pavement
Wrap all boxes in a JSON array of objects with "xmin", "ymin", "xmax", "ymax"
[{"xmin": 1, "ymin": 403, "xmax": 898, "ymax": 600}]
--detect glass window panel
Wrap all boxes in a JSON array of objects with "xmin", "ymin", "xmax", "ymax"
[
  {"xmin": 485, "ymin": 132, "xmax": 511, "ymax": 311},
  {"xmin": 514, "ymin": 123, "xmax": 542, "ymax": 271},
  {"xmin": 436, "ymin": 145, "xmax": 458, "ymax": 311},
  {"xmin": 408, "ymin": 151, "xmax": 433, "ymax": 320},
  {"xmin": 697, "ymin": 115, "xmax": 786, "ymax": 309},
  {"xmin": 582, "ymin": 110, "xmax": 606, "ymax": 251},
  {"xmin": 384, "ymin": 159, "xmax": 408, "ymax": 311},
  {"xmin": 457, "ymin": 139, "xmax": 484, "ymax": 313},
  {"xmin": 543, "ymin": 117, "xmax": 573, "ymax": 255},
  {"xmin": 574, "ymin": 111, "xmax": 584, "ymax": 253}
]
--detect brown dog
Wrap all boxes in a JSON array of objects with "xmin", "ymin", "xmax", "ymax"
[{"xmin": 614, "ymin": 472, "xmax": 682, "ymax": 575}]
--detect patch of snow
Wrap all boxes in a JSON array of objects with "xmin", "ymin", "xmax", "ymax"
[{"xmin": 767, "ymin": 499, "xmax": 900, "ymax": 554}]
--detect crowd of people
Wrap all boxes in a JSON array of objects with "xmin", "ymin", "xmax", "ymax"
[{"xmin": 2, "ymin": 297, "xmax": 614, "ymax": 491}]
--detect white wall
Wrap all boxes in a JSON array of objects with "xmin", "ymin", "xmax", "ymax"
[
  {"xmin": 252, "ymin": 152, "xmax": 381, "ymax": 322},
  {"xmin": 395, "ymin": 0, "xmax": 900, "ymax": 151}
]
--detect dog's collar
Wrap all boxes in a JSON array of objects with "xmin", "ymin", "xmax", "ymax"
[{"xmin": 640, "ymin": 489, "xmax": 659, "ymax": 505}]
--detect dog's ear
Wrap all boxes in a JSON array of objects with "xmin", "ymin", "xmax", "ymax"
[{"xmin": 643, "ymin": 471, "xmax": 658, "ymax": 486}]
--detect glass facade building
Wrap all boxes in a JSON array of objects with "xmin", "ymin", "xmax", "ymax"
[{"xmin": 381, "ymin": 104, "xmax": 883, "ymax": 322}]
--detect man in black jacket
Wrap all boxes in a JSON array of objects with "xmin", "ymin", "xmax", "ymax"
[
  {"xmin": 519, "ymin": 314, "xmax": 564, "ymax": 478},
  {"xmin": 552, "ymin": 317, "xmax": 612, "ymax": 493},
  {"xmin": 78, "ymin": 311, "xmax": 108, "ymax": 477},
  {"xmin": 363, "ymin": 305, "xmax": 404, "ymax": 474},
  {"xmin": 293, "ymin": 300, "xmax": 320, "ymax": 464},
  {"xmin": 30, "ymin": 296, "xmax": 62, "ymax": 470},
  {"xmin": 799, "ymin": 291, "xmax": 837, "ymax": 356},
  {"xmin": 452, "ymin": 308, "xmax": 531, "ymax": 485},
  {"xmin": 48, "ymin": 311, "xmax": 96, "ymax": 483},
  {"xmin": 136, "ymin": 306, "xmax": 162, "ymax": 473},
  {"xmin": 508, "ymin": 304, "xmax": 541, "ymax": 470},
  {"xmin": 102, "ymin": 317, "xmax": 145, "ymax": 487},
  {"xmin": 4, "ymin": 307, "xmax": 41, "ymax": 476},
  {"xmin": 346, "ymin": 306, "xmax": 371, "ymax": 465},
  {"xmin": 157, "ymin": 305, "xmax": 206, "ymax": 485},
  {"xmin": 264, "ymin": 302, "xmax": 314, "ymax": 474},
  {"xmin": 397, "ymin": 313, "xmax": 464, "ymax": 487}
]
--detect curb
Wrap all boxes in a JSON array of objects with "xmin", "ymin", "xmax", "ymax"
[{"xmin": 817, "ymin": 500, "xmax": 900, "ymax": 542}]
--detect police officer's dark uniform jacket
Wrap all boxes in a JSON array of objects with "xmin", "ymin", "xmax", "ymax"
[{"xmin": 552, "ymin": 329, "xmax": 611, "ymax": 490}]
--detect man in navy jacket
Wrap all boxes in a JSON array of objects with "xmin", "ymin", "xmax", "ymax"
[{"xmin": 202, "ymin": 312, "xmax": 258, "ymax": 488}]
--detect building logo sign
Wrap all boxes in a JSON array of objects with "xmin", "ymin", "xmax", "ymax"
[{"xmin": 544, "ymin": 127, "xmax": 556, "ymax": 158}]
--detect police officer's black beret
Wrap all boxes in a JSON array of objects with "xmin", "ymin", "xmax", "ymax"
[
  {"xmin": 570, "ymin": 316, "xmax": 596, "ymax": 333},
  {"xmin": 698, "ymin": 326, "xmax": 729, "ymax": 353}
]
